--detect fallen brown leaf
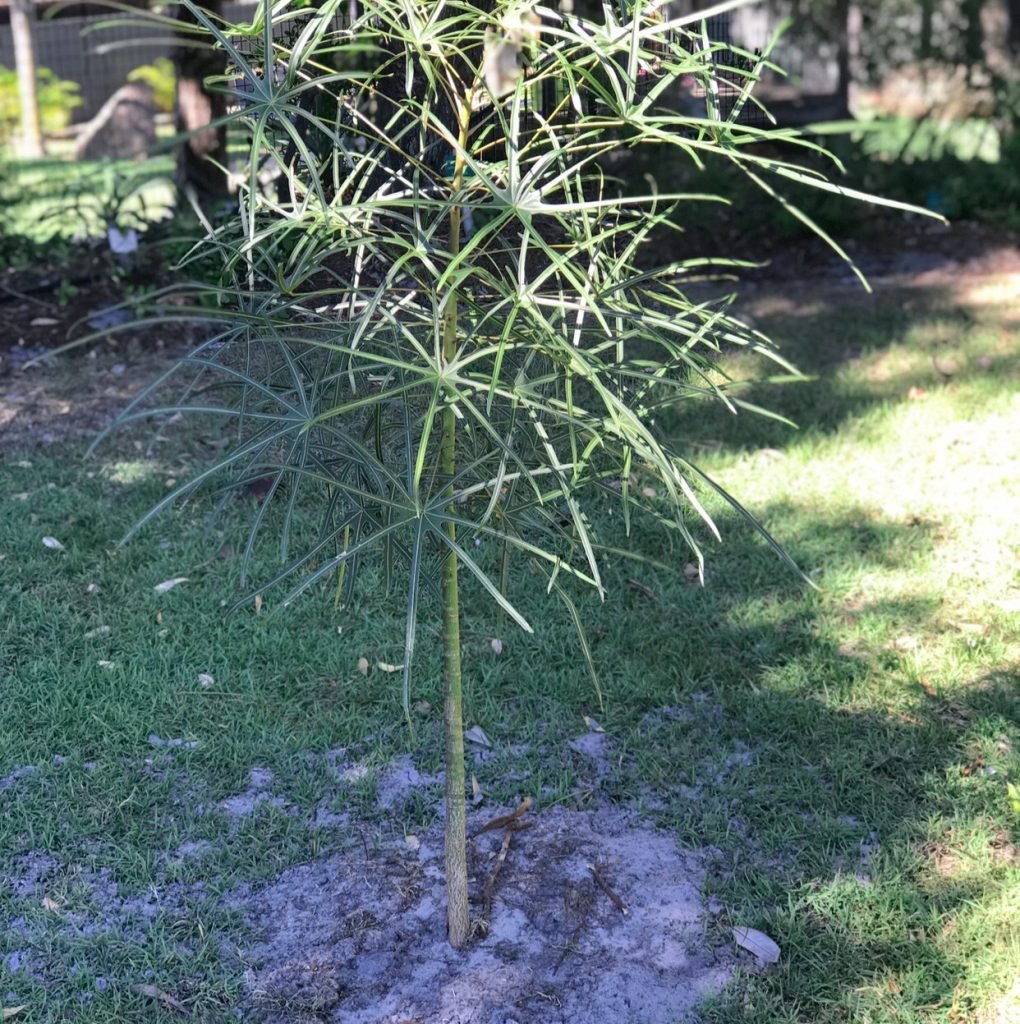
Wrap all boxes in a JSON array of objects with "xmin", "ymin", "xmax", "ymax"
[
  {"xmin": 243, "ymin": 476, "xmax": 275, "ymax": 503},
  {"xmin": 919, "ymin": 676, "xmax": 938, "ymax": 698}
]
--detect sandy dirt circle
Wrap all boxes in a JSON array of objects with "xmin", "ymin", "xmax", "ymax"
[{"xmin": 241, "ymin": 796, "xmax": 735, "ymax": 1024}]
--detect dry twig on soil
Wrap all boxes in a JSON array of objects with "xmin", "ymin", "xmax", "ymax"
[
  {"xmin": 478, "ymin": 825, "xmax": 519, "ymax": 933},
  {"xmin": 588, "ymin": 862, "xmax": 629, "ymax": 916},
  {"xmin": 470, "ymin": 795, "xmax": 534, "ymax": 838}
]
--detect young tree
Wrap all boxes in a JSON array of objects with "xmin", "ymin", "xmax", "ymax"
[
  {"xmin": 9, "ymin": 0, "xmax": 43, "ymax": 157},
  {"xmin": 109, "ymin": 0, "xmax": 934, "ymax": 948}
]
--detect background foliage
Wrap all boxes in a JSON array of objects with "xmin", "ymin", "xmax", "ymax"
[{"xmin": 0, "ymin": 64, "xmax": 81, "ymax": 142}]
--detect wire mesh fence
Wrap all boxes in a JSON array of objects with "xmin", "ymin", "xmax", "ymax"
[
  {"xmin": 1, "ymin": 2, "xmax": 781, "ymax": 123},
  {"xmin": 0, "ymin": 2, "xmax": 256, "ymax": 124}
]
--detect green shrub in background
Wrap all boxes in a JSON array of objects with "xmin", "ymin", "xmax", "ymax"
[
  {"xmin": 796, "ymin": 115, "xmax": 1020, "ymax": 232},
  {"xmin": 0, "ymin": 65, "xmax": 82, "ymax": 144},
  {"xmin": 127, "ymin": 58, "xmax": 176, "ymax": 113}
]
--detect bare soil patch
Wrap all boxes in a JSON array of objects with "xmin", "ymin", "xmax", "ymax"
[
  {"xmin": 240, "ymin": 797, "xmax": 734, "ymax": 1024},
  {"xmin": 0, "ymin": 343, "xmax": 179, "ymax": 451},
  {"xmin": 1, "ymin": 251, "xmax": 197, "ymax": 452},
  {"xmin": 4, "ymin": 744, "xmax": 747, "ymax": 1023}
]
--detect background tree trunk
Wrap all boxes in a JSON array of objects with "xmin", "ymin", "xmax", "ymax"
[
  {"xmin": 173, "ymin": 0, "xmax": 230, "ymax": 199},
  {"xmin": 1008, "ymin": 0, "xmax": 1020, "ymax": 53},
  {"xmin": 961, "ymin": 0, "xmax": 985, "ymax": 73},
  {"xmin": 919, "ymin": 0, "xmax": 934, "ymax": 61},
  {"xmin": 10, "ymin": 0, "xmax": 43, "ymax": 158},
  {"xmin": 834, "ymin": 0, "xmax": 851, "ymax": 118}
]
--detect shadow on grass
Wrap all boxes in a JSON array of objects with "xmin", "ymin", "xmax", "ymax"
[
  {"xmin": 1, "ymin": 281, "xmax": 1016, "ymax": 1020},
  {"xmin": 584, "ymin": 496, "xmax": 1019, "ymax": 1023},
  {"xmin": 692, "ymin": 666, "xmax": 1020, "ymax": 1023}
]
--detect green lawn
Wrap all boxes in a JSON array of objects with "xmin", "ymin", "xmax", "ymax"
[{"xmin": 1, "ymin": 271, "xmax": 1018, "ymax": 1021}]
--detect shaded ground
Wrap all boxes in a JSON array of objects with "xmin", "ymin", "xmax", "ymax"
[
  {"xmin": 737, "ymin": 217, "xmax": 1020, "ymax": 288},
  {"xmin": 0, "ymin": 235, "xmax": 197, "ymax": 449},
  {"xmin": 1, "ymin": 220, "xmax": 1017, "ymax": 1024},
  {"xmin": 0, "ymin": 340, "xmax": 185, "ymax": 451},
  {"xmin": 2, "ymin": 218, "xmax": 1017, "ymax": 456}
]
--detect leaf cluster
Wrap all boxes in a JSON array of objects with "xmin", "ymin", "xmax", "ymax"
[{"xmin": 108, "ymin": 0, "xmax": 932, "ymax": 716}]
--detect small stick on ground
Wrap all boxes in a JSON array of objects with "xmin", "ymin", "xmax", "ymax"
[
  {"xmin": 0, "ymin": 282, "xmax": 51, "ymax": 308},
  {"xmin": 588, "ymin": 862, "xmax": 629, "ymax": 916},
  {"xmin": 470, "ymin": 795, "xmax": 533, "ymax": 838},
  {"xmin": 476, "ymin": 819, "xmax": 533, "ymax": 937},
  {"xmin": 625, "ymin": 578, "xmax": 656, "ymax": 599},
  {"xmin": 481, "ymin": 826, "xmax": 515, "ymax": 924}
]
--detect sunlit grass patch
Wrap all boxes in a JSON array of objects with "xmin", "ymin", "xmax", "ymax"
[
  {"xmin": 104, "ymin": 459, "xmax": 164, "ymax": 485},
  {"xmin": 1, "ymin": 156, "xmax": 175, "ymax": 245},
  {"xmin": 661, "ymin": 286, "xmax": 1020, "ymax": 1024},
  {"xmin": 853, "ymin": 113, "xmax": 1002, "ymax": 165}
]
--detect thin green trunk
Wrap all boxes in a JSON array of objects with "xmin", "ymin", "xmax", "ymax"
[
  {"xmin": 441, "ymin": 440, "xmax": 468, "ymax": 947},
  {"xmin": 441, "ymin": 92, "xmax": 473, "ymax": 950}
]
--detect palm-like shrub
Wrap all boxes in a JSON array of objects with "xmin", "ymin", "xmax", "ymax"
[{"xmin": 114, "ymin": 0, "xmax": 929, "ymax": 947}]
